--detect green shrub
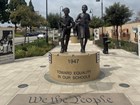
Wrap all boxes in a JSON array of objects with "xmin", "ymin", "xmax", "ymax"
[
  {"xmin": 95, "ymin": 38, "xmax": 138, "ymax": 53},
  {"xmin": 15, "ymin": 49, "xmax": 26, "ymax": 59},
  {"xmin": 95, "ymin": 39, "xmax": 104, "ymax": 48},
  {"xmin": 15, "ymin": 39, "xmax": 55, "ymax": 59},
  {"xmin": 89, "ymin": 35, "xmax": 94, "ymax": 40},
  {"xmin": 26, "ymin": 46, "xmax": 46, "ymax": 57},
  {"xmin": 120, "ymin": 40, "xmax": 138, "ymax": 52}
]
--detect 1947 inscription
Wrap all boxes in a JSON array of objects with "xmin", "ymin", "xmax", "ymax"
[{"xmin": 68, "ymin": 59, "xmax": 79, "ymax": 64}]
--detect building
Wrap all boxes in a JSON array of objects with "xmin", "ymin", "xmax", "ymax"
[{"xmin": 104, "ymin": 22, "xmax": 140, "ymax": 43}]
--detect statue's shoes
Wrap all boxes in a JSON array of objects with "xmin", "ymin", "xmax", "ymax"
[
  {"xmin": 80, "ymin": 49, "xmax": 85, "ymax": 53},
  {"xmin": 60, "ymin": 49, "xmax": 64, "ymax": 53}
]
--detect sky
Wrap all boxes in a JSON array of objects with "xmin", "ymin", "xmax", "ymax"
[
  {"xmin": 25, "ymin": 0, "xmax": 140, "ymax": 19},
  {"xmin": 1, "ymin": 0, "xmax": 140, "ymax": 26}
]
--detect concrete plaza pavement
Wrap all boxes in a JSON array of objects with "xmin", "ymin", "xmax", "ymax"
[{"xmin": 0, "ymin": 41, "xmax": 140, "ymax": 105}]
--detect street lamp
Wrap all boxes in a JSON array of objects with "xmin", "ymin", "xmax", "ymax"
[
  {"xmin": 96, "ymin": 0, "xmax": 104, "ymax": 35},
  {"xmin": 60, "ymin": 6, "xmax": 63, "ymax": 18},
  {"xmin": 46, "ymin": 0, "xmax": 48, "ymax": 44},
  {"xmin": 89, "ymin": 8, "xmax": 93, "ymax": 18},
  {"xmin": 89, "ymin": 8, "xmax": 94, "ymax": 40}
]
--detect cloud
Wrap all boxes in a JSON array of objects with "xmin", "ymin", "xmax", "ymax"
[{"xmin": 28, "ymin": 0, "xmax": 140, "ymax": 20}]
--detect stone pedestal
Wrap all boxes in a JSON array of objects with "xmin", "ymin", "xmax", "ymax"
[
  {"xmin": 49, "ymin": 51, "xmax": 100, "ymax": 83},
  {"xmin": 70, "ymin": 36, "xmax": 80, "ymax": 43}
]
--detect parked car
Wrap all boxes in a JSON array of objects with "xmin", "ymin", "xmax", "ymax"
[
  {"xmin": 37, "ymin": 33, "xmax": 45, "ymax": 38},
  {"xmin": 26, "ymin": 32, "xmax": 40, "ymax": 36}
]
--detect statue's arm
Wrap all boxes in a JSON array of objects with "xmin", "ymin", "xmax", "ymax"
[
  {"xmin": 66, "ymin": 17, "xmax": 75, "ymax": 29},
  {"xmin": 75, "ymin": 14, "xmax": 81, "ymax": 24},
  {"xmin": 88, "ymin": 14, "xmax": 91, "ymax": 22},
  {"xmin": 70, "ymin": 18, "xmax": 75, "ymax": 28},
  {"xmin": 59, "ymin": 18, "xmax": 66, "ymax": 28},
  {"xmin": 86, "ymin": 14, "xmax": 91, "ymax": 23}
]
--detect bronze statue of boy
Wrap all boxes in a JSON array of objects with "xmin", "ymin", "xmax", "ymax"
[
  {"xmin": 75, "ymin": 5, "xmax": 91, "ymax": 53},
  {"xmin": 59, "ymin": 7, "xmax": 74, "ymax": 53}
]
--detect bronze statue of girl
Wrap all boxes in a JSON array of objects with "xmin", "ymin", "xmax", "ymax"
[{"xmin": 75, "ymin": 5, "xmax": 91, "ymax": 53}]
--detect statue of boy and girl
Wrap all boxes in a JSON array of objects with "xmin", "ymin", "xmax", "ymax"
[{"xmin": 59, "ymin": 5, "xmax": 91, "ymax": 53}]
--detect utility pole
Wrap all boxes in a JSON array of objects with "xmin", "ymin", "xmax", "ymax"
[
  {"xmin": 101, "ymin": 0, "xmax": 103, "ymax": 36},
  {"xmin": 60, "ymin": 6, "xmax": 63, "ymax": 18},
  {"xmin": 46, "ymin": 0, "xmax": 48, "ymax": 44},
  {"xmin": 96, "ymin": 0, "xmax": 104, "ymax": 36},
  {"xmin": 89, "ymin": 8, "xmax": 93, "ymax": 18}
]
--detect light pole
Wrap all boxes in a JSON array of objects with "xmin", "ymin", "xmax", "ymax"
[
  {"xmin": 101, "ymin": 0, "xmax": 103, "ymax": 36},
  {"xmin": 89, "ymin": 8, "xmax": 93, "ymax": 19},
  {"xmin": 89, "ymin": 8, "xmax": 94, "ymax": 41},
  {"xmin": 60, "ymin": 6, "xmax": 63, "ymax": 18},
  {"xmin": 46, "ymin": 0, "xmax": 48, "ymax": 44},
  {"xmin": 96, "ymin": 0, "xmax": 104, "ymax": 36}
]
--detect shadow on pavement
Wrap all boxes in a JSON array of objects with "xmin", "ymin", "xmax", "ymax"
[{"xmin": 98, "ymin": 66, "xmax": 122, "ymax": 80}]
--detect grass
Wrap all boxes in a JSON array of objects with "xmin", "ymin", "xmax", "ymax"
[{"xmin": 15, "ymin": 31, "xmax": 25, "ymax": 37}]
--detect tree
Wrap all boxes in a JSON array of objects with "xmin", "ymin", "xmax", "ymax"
[
  {"xmin": 9, "ymin": 0, "xmax": 46, "ymax": 33},
  {"xmin": 21, "ymin": 10, "xmax": 46, "ymax": 29},
  {"xmin": 89, "ymin": 16, "xmax": 103, "ymax": 28},
  {"xmin": 29, "ymin": 0, "xmax": 34, "ymax": 12},
  {"xmin": 20, "ymin": 0, "xmax": 26, "ymax": 5},
  {"xmin": 10, "ymin": 5, "xmax": 29, "ymax": 33},
  {"xmin": 9, "ymin": 0, "xmax": 27, "ymax": 32},
  {"xmin": 104, "ymin": 2, "xmax": 132, "ymax": 47},
  {"xmin": 17, "ymin": 5, "xmax": 36, "ymax": 43},
  {"xmin": 0, "ymin": 0, "xmax": 10, "ymax": 23},
  {"xmin": 9, "ymin": 0, "xmax": 27, "ymax": 11},
  {"xmin": 10, "ymin": 9, "xmax": 21, "ymax": 32},
  {"xmin": 47, "ymin": 13, "xmax": 60, "ymax": 29},
  {"xmin": 36, "ymin": 15, "xmax": 47, "ymax": 27}
]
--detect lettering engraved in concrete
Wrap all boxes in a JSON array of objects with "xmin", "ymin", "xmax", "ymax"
[
  {"xmin": 56, "ymin": 70, "xmax": 91, "ymax": 80},
  {"xmin": 7, "ymin": 93, "xmax": 132, "ymax": 105},
  {"xmin": 68, "ymin": 59, "xmax": 79, "ymax": 64}
]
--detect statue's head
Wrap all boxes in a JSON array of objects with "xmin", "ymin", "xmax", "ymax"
[
  {"xmin": 62, "ymin": 7, "xmax": 70, "ymax": 15},
  {"xmin": 82, "ymin": 5, "xmax": 88, "ymax": 12}
]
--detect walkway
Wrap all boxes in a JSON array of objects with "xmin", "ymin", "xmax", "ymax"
[{"xmin": 0, "ymin": 41, "xmax": 140, "ymax": 105}]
